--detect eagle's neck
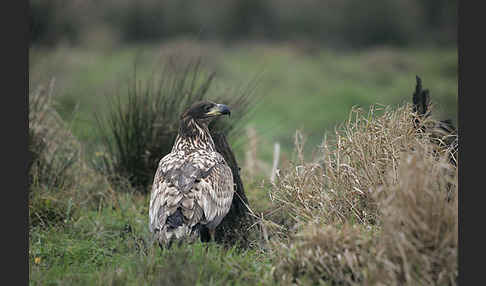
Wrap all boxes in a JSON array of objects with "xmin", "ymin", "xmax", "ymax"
[{"xmin": 173, "ymin": 117, "xmax": 216, "ymax": 152}]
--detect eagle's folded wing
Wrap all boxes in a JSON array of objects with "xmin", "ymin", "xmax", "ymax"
[
  {"xmin": 195, "ymin": 161, "xmax": 234, "ymax": 228},
  {"xmin": 149, "ymin": 152, "xmax": 234, "ymax": 233}
]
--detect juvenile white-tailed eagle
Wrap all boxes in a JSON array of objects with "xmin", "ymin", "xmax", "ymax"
[{"xmin": 149, "ymin": 101, "xmax": 234, "ymax": 247}]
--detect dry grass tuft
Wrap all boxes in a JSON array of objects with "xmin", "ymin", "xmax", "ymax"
[
  {"xmin": 267, "ymin": 103, "xmax": 458, "ymax": 285},
  {"xmin": 29, "ymin": 79, "xmax": 109, "ymax": 227},
  {"xmin": 370, "ymin": 149, "xmax": 458, "ymax": 285},
  {"xmin": 272, "ymin": 223, "xmax": 378, "ymax": 285},
  {"xmin": 269, "ymin": 104, "xmax": 431, "ymax": 228},
  {"xmin": 29, "ymin": 79, "xmax": 81, "ymax": 192}
]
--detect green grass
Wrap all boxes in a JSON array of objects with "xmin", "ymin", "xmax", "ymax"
[
  {"xmin": 29, "ymin": 42, "xmax": 457, "ymax": 163},
  {"xmin": 221, "ymin": 46, "xmax": 456, "ymax": 132},
  {"xmin": 29, "ymin": 193, "xmax": 272, "ymax": 286}
]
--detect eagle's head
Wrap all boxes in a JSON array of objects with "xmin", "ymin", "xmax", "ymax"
[
  {"xmin": 178, "ymin": 100, "xmax": 231, "ymax": 140},
  {"xmin": 182, "ymin": 101, "xmax": 231, "ymax": 125}
]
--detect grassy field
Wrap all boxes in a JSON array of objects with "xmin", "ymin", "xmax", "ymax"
[
  {"xmin": 29, "ymin": 41, "xmax": 458, "ymax": 285},
  {"xmin": 29, "ymin": 41, "xmax": 457, "ymax": 162},
  {"xmin": 29, "ymin": 192, "xmax": 272, "ymax": 285}
]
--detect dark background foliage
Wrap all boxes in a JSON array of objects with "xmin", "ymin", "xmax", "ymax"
[{"xmin": 30, "ymin": 0, "xmax": 456, "ymax": 49}]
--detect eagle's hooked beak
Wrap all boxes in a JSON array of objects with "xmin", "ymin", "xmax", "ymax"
[{"xmin": 207, "ymin": 104, "xmax": 231, "ymax": 117}]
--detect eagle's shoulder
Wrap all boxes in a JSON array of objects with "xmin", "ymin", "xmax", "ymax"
[
  {"xmin": 154, "ymin": 149, "xmax": 227, "ymax": 179},
  {"xmin": 149, "ymin": 148, "xmax": 231, "ymax": 205}
]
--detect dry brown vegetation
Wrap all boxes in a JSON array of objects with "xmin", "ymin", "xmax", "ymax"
[
  {"xmin": 265, "ymin": 103, "xmax": 458, "ymax": 285},
  {"xmin": 371, "ymin": 150, "xmax": 458, "ymax": 285},
  {"xmin": 273, "ymin": 223, "xmax": 377, "ymax": 285},
  {"xmin": 268, "ymin": 104, "xmax": 434, "ymax": 227},
  {"xmin": 29, "ymin": 79, "xmax": 81, "ymax": 192},
  {"xmin": 28, "ymin": 79, "xmax": 109, "ymax": 227}
]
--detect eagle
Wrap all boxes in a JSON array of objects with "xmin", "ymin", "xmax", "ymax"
[{"xmin": 149, "ymin": 100, "xmax": 234, "ymax": 248}]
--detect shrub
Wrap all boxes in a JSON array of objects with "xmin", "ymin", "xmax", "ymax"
[{"xmin": 95, "ymin": 57, "xmax": 256, "ymax": 193}]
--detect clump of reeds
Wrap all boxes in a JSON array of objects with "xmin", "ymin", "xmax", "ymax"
[{"xmin": 95, "ymin": 57, "xmax": 257, "ymax": 193}]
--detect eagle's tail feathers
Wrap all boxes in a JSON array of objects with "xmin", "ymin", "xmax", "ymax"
[
  {"xmin": 157, "ymin": 208, "xmax": 204, "ymax": 248},
  {"xmin": 166, "ymin": 208, "xmax": 184, "ymax": 230}
]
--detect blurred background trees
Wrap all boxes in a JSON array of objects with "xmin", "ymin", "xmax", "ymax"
[{"xmin": 30, "ymin": 0, "xmax": 456, "ymax": 49}]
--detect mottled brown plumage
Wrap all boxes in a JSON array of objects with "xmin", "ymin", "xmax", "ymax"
[{"xmin": 149, "ymin": 101, "xmax": 234, "ymax": 247}]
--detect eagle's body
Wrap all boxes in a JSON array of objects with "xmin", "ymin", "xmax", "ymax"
[{"xmin": 149, "ymin": 101, "xmax": 234, "ymax": 247}]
